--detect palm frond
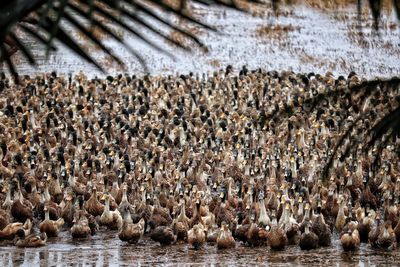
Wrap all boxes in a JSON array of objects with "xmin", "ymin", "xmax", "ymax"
[
  {"xmin": 265, "ymin": 76, "xmax": 400, "ymax": 182},
  {"xmin": 0, "ymin": 0, "xmax": 262, "ymax": 80}
]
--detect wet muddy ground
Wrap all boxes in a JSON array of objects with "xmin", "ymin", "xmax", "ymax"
[
  {"xmin": 0, "ymin": 231, "xmax": 399, "ymax": 266},
  {"xmin": 5, "ymin": 3, "xmax": 400, "ymax": 78}
]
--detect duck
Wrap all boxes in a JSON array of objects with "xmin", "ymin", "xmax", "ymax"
[
  {"xmin": 14, "ymin": 229, "xmax": 47, "ymax": 247},
  {"xmin": 68, "ymin": 174, "xmax": 87, "ymax": 196},
  {"xmin": 0, "ymin": 219, "xmax": 32, "ymax": 240},
  {"xmin": 247, "ymin": 222, "xmax": 269, "ymax": 247},
  {"xmin": 0, "ymin": 208, "xmax": 10, "ymax": 230},
  {"xmin": 268, "ymin": 214, "xmax": 288, "ymax": 250},
  {"xmin": 118, "ymin": 207, "xmax": 145, "ymax": 244},
  {"xmin": 214, "ymin": 190, "xmax": 234, "ymax": 227},
  {"xmin": 394, "ymin": 218, "xmax": 400, "ymax": 243},
  {"xmin": 172, "ymin": 199, "xmax": 189, "ymax": 242},
  {"xmin": 299, "ymin": 218, "xmax": 319, "ymax": 250},
  {"xmin": 61, "ymin": 194, "xmax": 75, "ymax": 227},
  {"xmin": 39, "ymin": 206, "xmax": 64, "ymax": 237},
  {"xmin": 149, "ymin": 195, "xmax": 173, "ymax": 228},
  {"xmin": 358, "ymin": 208, "xmax": 375, "ymax": 243},
  {"xmin": 188, "ymin": 223, "xmax": 206, "ymax": 249},
  {"xmin": 150, "ymin": 225, "xmax": 176, "ymax": 245},
  {"xmin": 100, "ymin": 194, "xmax": 123, "ymax": 230},
  {"xmin": 11, "ymin": 183, "xmax": 33, "ymax": 222},
  {"xmin": 335, "ymin": 195, "xmax": 346, "ymax": 232},
  {"xmin": 234, "ymin": 221, "xmax": 251, "ymax": 245},
  {"xmin": 84, "ymin": 186, "xmax": 104, "ymax": 217},
  {"xmin": 257, "ymin": 191, "xmax": 270, "ymax": 227},
  {"xmin": 340, "ymin": 221, "xmax": 360, "ymax": 251},
  {"xmin": 71, "ymin": 211, "xmax": 91, "ymax": 239},
  {"xmin": 189, "ymin": 198, "xmax": 204, "ymax": 228},
  {"xmin": 36, "ymin": 182, "xmax": 61, "ymax": 220},
  {"xmin": 47, "ymin": 173, "xmax": 63, "ymax": 204},
  {"xmin": 368, "ymin": 216, "xmax": 382, "ymax": 248},
  {"xmin": 217, "ymin": 221, "xmax": 236, "ymax": 249},
  {"xmin": 2, "ymin": 184, "xmax": 13, "ymax": 211},
  {"xmin": 117, "ymin": 183, "xmax": 131, "ymax": 214},
  {"xmin": 206, "ymin": 224, "xmax": 219, "ymax": 244},
  {"xmin": 311, "ymin": 214, "xmax": 332, "ymax": 247},
  {"xmin": 376, "ymin": 221, "xmax": 396, "ymax": 250}
]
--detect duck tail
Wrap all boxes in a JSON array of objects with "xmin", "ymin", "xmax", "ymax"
[
  {"xmin": 23, "ymin": 219, "xmax": 32, "ymax": 232},
  {"xmin": 41, "ymin": 232, "xmax": 48, "ymax": 243},
  {"xmin": 57, "ymin": 218, "xmax": 65, "ymax": 228}
]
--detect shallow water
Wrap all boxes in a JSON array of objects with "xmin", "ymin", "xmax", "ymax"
[
  {"xmin": 5, "ymin": 4, "xmax": 400, "ymax": 78},
  {"xmin": 1, "ymin": 231, "xmax": 399, "ymax": 266}
]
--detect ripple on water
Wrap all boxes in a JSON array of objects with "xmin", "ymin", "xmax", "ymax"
[{"xmin": 1, "ymin": 232, "xmax": 400, "ymax": 266}]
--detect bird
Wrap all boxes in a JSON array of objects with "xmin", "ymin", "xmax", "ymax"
[
  {"xmin": 14, "ymin": 229, "xmax": 47, "ymax": 247},
  {"xmin": 340, "ymin": 221, "xmax": 360, "ymax": 251},
  {"xmin": 299, "ymin": 219, "xmax": 319, "ymax": 250},
  {"xmin": 217, "ymin": 221, "xmax": 236, "ymax": 249},
  {"xmin": 118, "ymin": 206, "xmax": 145, "ymax": 244},
  {"xmin": 188, "ymin": 223, "xmax": 206, "ymax": 250},
  {"xmin": 100, "ymin": 194, "xmax": 123, "ymax": 230},
  {"xmin": 39, "ymin": 206, "xmax": 64, "ymax": 237},
  {"xmin": 71, "ymin": 211, "xmax": 91, "ymax": 239},
  {"xmin": 150, "ymin": 225, "xmax": 176, "ymax": 246}
]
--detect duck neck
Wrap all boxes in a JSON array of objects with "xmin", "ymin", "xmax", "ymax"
[
  {"xmin": 305, "ymin": 224, "xmax": 310, "ymax": 234},
  {"xmin": 113, "ymin": 181, "xmax": 119, "ymax": 190},
  {"xmin": 44, "ymin": 186, "xmax": 51, "ymax": 202},
  {"xmin": 54, "ymin": 177, "xmax": 61, "ymax": 193},
  {"xmin": 259, "ymin": 198, "xmax": 267, "ymax": 218},
  {"xmin": 92, "ymin": 189, "xmax": 98, "ymax": 201},
  {"xmin": 45, "ymin": 210, "xmax": 50, "ymax": 221},
  {"xmin": 338, "ymin": 201, "xmax": 345, "ymax": 216},
  {"xmin": 5, "ymin": 188, "xmax": 11, "ymax": 203},
  {"xmin": 18, "ymin": 186, "xmax": 24, "ymax": 203},
  {"xmin": 123, "ymin": 210, "xmax": 132, "ymax": 224},
  {"xmin": 154, "ymin": 198, "xmax": 160, "ymax": 209},
  {"xmin": 298, "ymin": 202, "xmax": 304, "ymax": 217},
  {"xmin": 356, "ymin": 163, "xmax": 362, "ymax": 178},
  {"xmin": 141, "ymin": 190, "xmax": 146, "ymax": 204},
  {"xmin": 304, "ymin": 208, "xmax": 310, "ymax": 220},
  {"xmin": 227, "ymin": 180, "xmax": 232, "ymax": 199},
  {"xmin": 284, "ymin": 208, "xmax": 290, "ymax": 224},
  {"xmin": 178, "ymin": 200, "xmax": 186, "ymax": 220},
  {"xmin": 105, "ymin": 198, "xmax": 110, "ymax": 212},
  {"xmin": 382, "ymin": 226, "xmax": 389, "ymax": 238},
  {"xmin": 270, "ymin": 163, "xmax": 276, "ymax": 179},
  {"xmin": 193, "ymin": 202, "xmax": 199, "ymax": 217},
  {"xmin": 31, "ymin": 183, "xmax": 38, "ymax": 193},
  {"xmin": 69, "ymin": 175, "xmax": 75, "ymax": 187},
  {"xmin": 122, "ymin": 187, "xmax": 128, "ymax": 202},
  {"xmin": 347, "ymin": 176, "xmax": 353, "ymax": 186}
]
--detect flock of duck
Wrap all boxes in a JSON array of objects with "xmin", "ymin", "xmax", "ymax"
[{"xmin": 0, "ymin": 68, "xmax": 398, "ymax": 253}]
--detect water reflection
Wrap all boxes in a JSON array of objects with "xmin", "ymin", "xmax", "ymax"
[{"xmin": 1, "ymin": 233, "xmax": 400, "ymax": 266}]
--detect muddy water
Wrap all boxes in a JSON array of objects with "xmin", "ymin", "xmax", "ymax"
[
  {"xmin": 5, "ymin": 4, "xmax": 400, "ymax": 78},
  {"xmin": 0, "ymin": 231, "xmax": 399, "ymax": 266}
]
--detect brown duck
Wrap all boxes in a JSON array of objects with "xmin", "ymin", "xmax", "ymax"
[
  {"xmin": 39, "ymin": 206, "xmax": 64, "ymax": 237},
  {"xmin": 340, "ymin": 221, "xmax": 360, "ymax": 251},
  {"xmin": 217, "ymin": 222, "xmax": 236, "ymax": 249},
  {"xmin": 14, "ymin": 229, "xmax": 47, "ymax": 247},
  {"xmin": 299, "ymin": 219, "xmax": 319, "ymax": 250}
]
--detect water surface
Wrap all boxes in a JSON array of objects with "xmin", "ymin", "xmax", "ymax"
[{"xmin": 1, "ymin": 231, "xmax": 399, "ymax": 266}]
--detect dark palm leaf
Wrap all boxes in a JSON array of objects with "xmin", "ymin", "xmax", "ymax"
[
  {"xmin": 0, "ymin": 0, "xmax": 261, "ymax": 80},
  {"xmin": 265, "ymin": 76, "xmax": 400, "ymax": 181}
]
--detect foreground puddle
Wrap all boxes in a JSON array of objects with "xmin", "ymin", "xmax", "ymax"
[{"xmin": 0, "ymin": 232, "xmax": 399, "ymax": 266}]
